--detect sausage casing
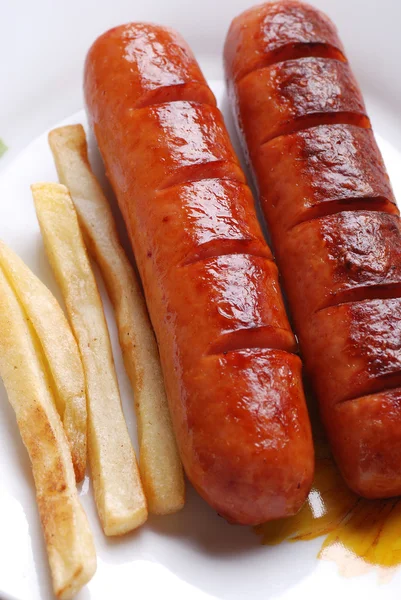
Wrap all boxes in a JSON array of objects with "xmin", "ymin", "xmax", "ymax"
[
  {"xmin": 85, "ymin": 23, "xmax": 314, "ymax": 524},
  {"xmin": 225, "ymin": 0, "xmax": 401, "ymax": 498}
]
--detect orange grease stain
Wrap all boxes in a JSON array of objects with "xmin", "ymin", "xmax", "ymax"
[{"xmin": 255, "ymin": 423, "xmax": 401, "ymax": 578}]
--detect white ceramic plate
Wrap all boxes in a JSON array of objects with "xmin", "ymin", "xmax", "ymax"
[{"xmin": 1, "ymin": 1, "xmax": 401, "ymax": 599}]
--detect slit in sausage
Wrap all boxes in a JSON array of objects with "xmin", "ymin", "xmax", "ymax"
[
  {"xmin": 180, "ymin": 238, "xmax": 272, "ymax": 267},
  {"xmin": 158, "ymin": 159, "xmax": 245, "ymax": 192},
  {"xmin": 236, "ymin": 43, "xmax": 346, "ymax": 82},
  {"xmin": 261, "ymin": 112, "xmax": 371, "ymax": 146},
  {"xmin": 133, "ymin": 82, "xmax": 216, "ymax": 110},
  {"xmin": 316, "ymin": 282, "xmax": 401, "ymax": 313},
  {"xmin": 208, "ymin": 325, "xmax": 298, "ymax": 356},
  {"xmin": 336, "ymin": 383, "xmax": 401, "ymax": 407},
  {"xmin": 288, "ymin": 196, "xmax": 398, "ymax": 230}
]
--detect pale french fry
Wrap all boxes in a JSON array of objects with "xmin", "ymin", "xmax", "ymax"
[
  {"xmin": 32, "ymin": 182, "xmax": 147, "ymax": 535},
  {"xmin": 0, "ymin": 265, "xmax": 96, "ymax": 599},
  {"xmin": 48, "ymin": 125, "xmax": 184, "ymax": 514},
  {"xmin": 0, "ymin": 241, "xmax": 87, "ymax": 482}
]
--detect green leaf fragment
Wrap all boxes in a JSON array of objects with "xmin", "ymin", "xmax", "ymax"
[{"xmin": 0, "ymin": 138, "xmax": 8, "ymax": 158}]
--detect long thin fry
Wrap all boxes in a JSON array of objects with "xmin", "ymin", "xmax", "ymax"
[
  {"xmin": 48, "ymin": 125, "xmax": 184, "ymax": 514},
  {"xmin": 0, "ymin": 240, "xmax": 87, "ymax": 482},
  {"xmin": 32, "ymin": 182, "xmax": 147, "ymax": 535},
  {"xmin": 0, "ymin": 265, "xmax": 96, "ymax": 599}
]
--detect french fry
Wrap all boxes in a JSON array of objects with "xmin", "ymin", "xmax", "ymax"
[
  {"xmin": 0, "ymin": 264, "xmax": 96, "ymax": 599},
  {"xmin": 48, "ymin": 125, "xmax": 184, "ymax": 514},
  {"xmin": 0, "ymin": 241, "xmax": 87, "ymax": 482},
  {"xmin": 32, "ymin": 182, "xmax": 147, "ymax": 535}
]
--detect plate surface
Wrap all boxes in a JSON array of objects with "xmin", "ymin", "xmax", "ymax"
[{"xmin": 1, "ymin": 1, "xmax": 401, "ymax": 599}]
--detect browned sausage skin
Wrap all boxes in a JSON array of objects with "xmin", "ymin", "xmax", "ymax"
[
  {"xmin": 84, "ymin": 23, "xmax": 314, "ymax": 524},
  {"xmin": 225, "ymin": 0, "xmax": 401, "ymax": 498}
]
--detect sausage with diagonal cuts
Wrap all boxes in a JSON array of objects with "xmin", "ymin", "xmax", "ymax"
[
  {"xmin": 225, "ymin": 0, "xmax": 401, "ymax": 498},
  {"xmin": 84, "ymin": 23, "xmax": 314, "ymax": 524}
]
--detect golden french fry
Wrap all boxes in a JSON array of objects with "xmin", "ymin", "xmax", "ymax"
[
  {"xmin": 0, "ymin": 241, "xmax": 87, "ymax": 482},
  {"xmin": 0, "ymin": 264, "xmax": 96, "ymax": 599},
  {"xmin": 32, "ymin": 182, "xmax": 147, "ymax": 535},
  {"xmin": 48, "ymin": 125, "xmax": 184, "ymax": 514}
]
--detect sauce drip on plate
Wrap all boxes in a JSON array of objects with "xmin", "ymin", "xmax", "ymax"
[{"xmin": 255, "ymin": 413, "xmax": 401, "ymax": 577}]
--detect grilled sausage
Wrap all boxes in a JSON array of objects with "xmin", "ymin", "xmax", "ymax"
[
  {"xmin": 84, "ymin": 23, "xmax": 314, "ymax": 524},
  {"xmin": 225, "ymin": 0, "xmax": 401, "ymax": 498}
]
